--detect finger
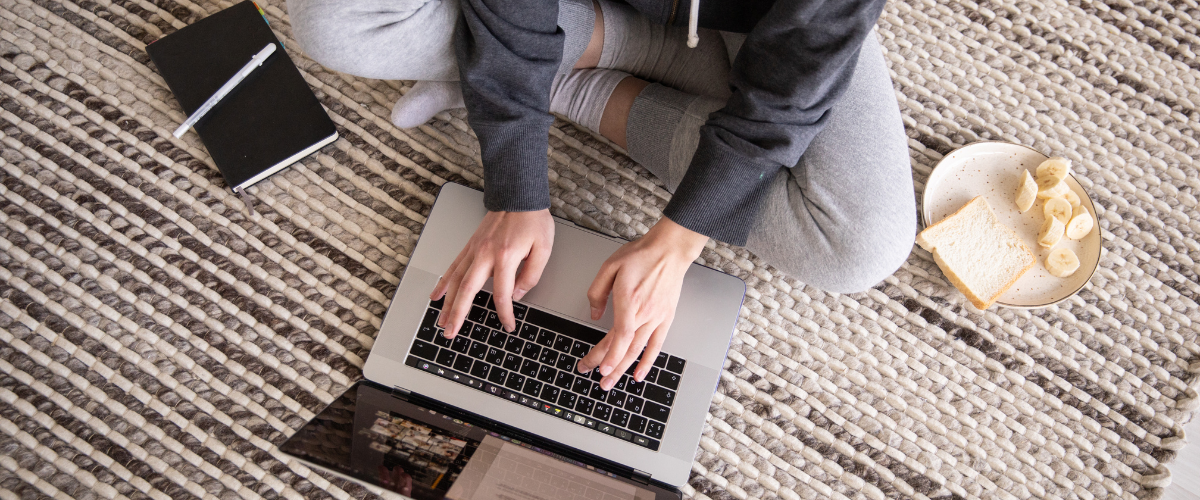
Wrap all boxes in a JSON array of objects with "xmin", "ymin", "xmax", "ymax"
[
  {"xmin": 633, "ymin": 318, "xmax": 670, "ymax": 382},
  {"xmin": 437, "ymin": 257, "xmax": 469, "ymax": 329},
  {"xmin": 491, "ymin": 253, "xmax": 522, "ymax": 333},
  {"xmin": 513, "ymin": 240, "xmax": 552, "ymax": 302},
  {"xmin": 586, "ymin": 261, "xmax": 618, "ymax": 320},
  {"xmin": 577, "ymin": 336, "xmax": 610, "ymax": 374},
  {"xmin": 443, "ymin": 259, "xmax": 491, "ymax": 339},
  {"xmin": 601, "ymin": 321, "xmax": 653, "ymax": 390},
  {"xmin": 431, "ymin": 245, "xmax": 470, "ymax": 300},
  {"xmin": 594, "ymin": 292, "xmax": 639, "ymax": 378}
]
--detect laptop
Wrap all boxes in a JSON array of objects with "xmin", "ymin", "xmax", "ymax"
[{"xmin": 280, "ymin": 182, "xmax": 745, "ymax": 499}]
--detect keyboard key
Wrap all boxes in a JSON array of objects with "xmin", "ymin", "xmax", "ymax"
[
  {"xmin": 614, "ymin": 428, "xmax": 633, "ymax": 441},
  {"xmin": 643, "ymin": 384, "xmax": 675, "ymax": 406},
  {"xmin": 521, "ymin": 342, "xmax": 541, "ymax": 360},
  {"xmin": 518, "ymin": 323, "xmax": 539, "ymax": 341},
  {"xmin": 473, "ymin": 291, "xmax": 491, "ymax": 307},
  {"xmin": 417, "ymin": 308, "xmax": 439, "ymax": 341},
  {"xmin": 468, "ymin": 306, "xmax": 487, "ymax": 324},
  {"xmin": 614, "ymin": 375, "xmax": 628, "ymax": 391},
  {"xmin": 468, "ymin": 340, "xmax": 488, "ymax": 360},
  {"xmin": 484, "ymin": 311, "xmax": 504, "ymax": 330},
  {"xmin": 575, "ymin": 397, "xmax": 595, "ymax": 415},
  {"xmin": 538, "ymin": 349, "xmax": 558, "ymax": 366},
  {"xmin": 435, "ymin": 349, "xmax": 456, "ymax": 367},
  {"xmin": 410, "ymin": 340, "xmax": 438, "ymax": 360},
  {"xmin": 541, "ymin": 385, "xmax": 560, "ymax": 402},
  {"xmin": 486, "ymin": 329, "xmax": 507, "ymax": 348},
  {"xmin": 593, "ymin": 402, "xmax": 612, "ymax": 422},
  {"xmin": 520, "ymin": 359, "xmax": 539, "ymax": 377},
  {"xmin": 624, "ymin": 395, "xmax": 645, "ymax": 414},
  {"xmin": 505, "ymin": 373, "xmax": 526, "ymax": 391},
  {"xmin": 535, "ymin": 329, "xmax": 556, "ymax": 347},
  {"xmin": 572, "ymin": 376, "xmax": 592, "ymax": 395},
  {"xmin": 657, "ymin": 371, "xmax": 681, "ymax": 390},
  {"xmin": 430, "ymin": 296, "xmax": 444, "ymax": 310},
  {"xmin": 611, "ymin": 408, "xmax": 630, "ymax": 428},
  {"xmin": 505, "ymin": 390, "xmax": 521, "ymax": 403},
  {"xmin": 453, "ymin": 355, "xmax": 473, "ymax": 373},
  {"xmin": 633, "ymin": 435, "xmax": 651, "ymax": 448},
  {"xmin": 626, "ymin": 379, "xmax": 645, "ymax": 396},
  {"xmin": 433, "ymin": 332, "xmax": 452, "ymax": 348},
  {"xmin": 589, "ymin": 381, "xmax": 608, "ymax": 400},
  {"xmin": 558, "ymin": 391, "xmax": 577, "ymax": 409},
  {"xmin": 503, "ymin": 353, "xmax": 521, "ymax": 371},
  {"xmin": 571, "ymin": 340, "xmax": 590, "ymax": 358},
  {"xmin": 629, "ymin": 414, "xmax": 648, "ymax": 434},
  {"xmin": 666, "ymin": 355, "xmax": 686, "ymax": 374},
  {"xmin": 606, "ymin": 390, "xmax": 627, "ymax": 407},
  {"xmin": 518, "ymin": 395, "xmax": 539, "ymax": 408},
  {"xmin": 470, "ymin": 362, "xmax": 490, "ymax": 380},
  {"xmin": 643, "ymin": 401, "xmax": 670, "ymax": 422},
  {"xmin": 654, "ymin": 352, "xmax": 668, "ymax": 368},
  {"xmin": 488, "ymin": 368, "xmax": 508, "ymax": 385},
  {"xmin": 589, "ymin": 370, "xmax": 603, "ymax": 382},
  {"xmin": 554, "ymin": 371, "xmax": 574, "ymax": 389},
  {"xmin": 511, "ymin": 302, "xmax": 528, "ymax": 321},
  {"xmin": 556, "ymin": 354, "xmax": 577, "ymax": 372},
  {"xmin": 645, "ymin": 367, "xmax": 660, "ymax": 384},
  {"xmin": 504, "ymin": 336, "xmax": 524, "ymax": 354},
  {"xmin": 524, "ymin": 308, "xmax": 605, "ymax": 344},
  {"xmin": 553, "ymin": 334, "xmax": 573, "ymax": 353},
  {"xmin": 451, "ymin": 335, "xmax": 471, "ymax": 354},
  {"xmin": 469, "ymin": 323, "xmax": 489, "ymax": 342},
  {"xmin": 597, "ymin": 422, "xmax": 616, "ymax": 435},
  {"xmin": 486, "ymin": 347, "xmax": 504, "ymax": 365},
  {"xmin": 522, "ymin": 379, "xmax": 542, "ymax": 397},
  {"xmin": 645, "ymin": 421, "xmax": 665, "ymax": 439},
  {"xmin": 537, "ymin": 365, "xmax": 556, "ymax": 384},
  {"xmin": 484, "ymin": 383, "xmax": 504, "ymax": 397}
]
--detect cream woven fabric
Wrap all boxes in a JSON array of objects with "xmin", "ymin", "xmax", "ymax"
[{"xmin": 1, "ymin": 0, "xmax": 1199, "ymax": 499}]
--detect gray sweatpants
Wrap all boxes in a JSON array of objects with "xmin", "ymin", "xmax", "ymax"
[{"xmin": 287, "ymin": 0, "xmax": 916, "ymax": 294}]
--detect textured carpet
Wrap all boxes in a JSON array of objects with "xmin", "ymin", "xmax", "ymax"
[{"xmin": 1, "ymin": 0, "xmax": 1199, "ymax": 499}]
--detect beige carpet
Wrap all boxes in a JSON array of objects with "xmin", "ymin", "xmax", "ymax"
[{"xmin": 2, "ymin": 0, "xmax": 1199, "ymax": 499}]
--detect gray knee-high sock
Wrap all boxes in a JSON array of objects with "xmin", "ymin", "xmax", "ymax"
[
  {"xmin": 389, "ymin": 0, "xmax": 596, "ymax": 128},
  {"xmin": 596, "ymin": 0, "xmax": 731, "ymax": 99},
  {"xmin": 549, "ymin": 68, "xmax": 630, "ymax": 132},
  {"xmin": 625, "ymin": 83, "xmax": 726, "ymax": 191}
]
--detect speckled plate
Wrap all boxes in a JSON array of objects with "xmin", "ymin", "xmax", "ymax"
[{"xmin": 922, "ymin": 141, "xmax": 1101, "ymax": 308}]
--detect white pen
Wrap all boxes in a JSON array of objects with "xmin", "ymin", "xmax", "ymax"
[{"xmin": 173, "ymin": 43, "xmax": 277, "ymax": 138}]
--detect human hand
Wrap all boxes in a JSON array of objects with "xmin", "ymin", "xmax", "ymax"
[
  {"xmin": 577, "ymin": 217, "xmax": 708, "ymax": 390},
  {"xmin": 432, "ymin": 210, "xmax": 554, "ymax": 338},
  {"xmin": 378, "ymin": 464, "xmax": 412, "ymax": 495}
]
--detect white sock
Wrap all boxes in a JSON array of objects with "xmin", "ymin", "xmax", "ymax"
[
  {"xmin": 549, "ymin": 68, "xmax": 630, "ymax": 132},
  {"xmin": 595, "ymin": 0, "xmax": 731, "ymax": 99},
  {"xmin": 390, "ymin": 80, "xmax": 465, "ymax": 128}
]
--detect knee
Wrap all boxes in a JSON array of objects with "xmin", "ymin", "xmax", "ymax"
[
  {"xmin": 286, "ymin": 0, "xmax": 350, "ymax": 69},
  {"xmin": 808, "ymin": 211, "xmax": 917, "ymax": 294}
]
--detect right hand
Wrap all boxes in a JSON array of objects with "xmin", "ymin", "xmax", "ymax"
[{"xmin": 432, "ymin": 210, "xmax": 555, "ymax": 338}]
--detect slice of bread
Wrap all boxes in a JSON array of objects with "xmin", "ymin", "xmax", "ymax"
[{"xmin": 917, "ymin": 197, "xmax": 1036, "ymax": 309}]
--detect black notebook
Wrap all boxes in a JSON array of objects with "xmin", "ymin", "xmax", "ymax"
[{"xmin": 146, "ymin": 1, "xmax": 337, "ymax": 192}]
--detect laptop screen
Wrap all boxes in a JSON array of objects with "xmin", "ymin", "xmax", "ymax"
[{"xmin": 279, "ymin": 381, "xmax": 676, "ymax": 500}]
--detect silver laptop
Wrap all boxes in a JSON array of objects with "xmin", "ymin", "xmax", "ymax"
[{"xmin": 280, "ymin": 182, "xmax": 745, "ymax": 499}]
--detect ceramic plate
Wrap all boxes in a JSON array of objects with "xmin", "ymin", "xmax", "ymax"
[{"xmin": 922, "ymin": 142, "xmax": 1101, "ymax": 308}]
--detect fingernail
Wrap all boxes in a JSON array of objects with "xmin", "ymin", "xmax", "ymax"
[
  {"xmin": 635, "ymin": 371, "xmax": 646, "ymax": 382},
  {"xmin": 590, "ymin": 307, "xmax": 601, "ymax": 320},
  {"xmin": 600, "ymin": 365, "xmax": 613, "ymax": 376},
  {"xmin": 513, "ymin": 288, "xmax": 527, "ymax": 301},
  {"xmin": 506, "ymin": 324, "xmax": 515, "ymax": 333},
  {"xmin": 601, "ymin": 379, "xmax": 614, "ymax": 391}
]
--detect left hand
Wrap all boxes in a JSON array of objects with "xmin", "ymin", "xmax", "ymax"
[{"xmin": 577, "ymin": 217, "xmax": 709, "ymax": 391}]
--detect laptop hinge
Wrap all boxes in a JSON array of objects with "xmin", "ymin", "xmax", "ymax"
[
  {"xmin": 630, "ymin": 469, "xmax": 651, "ymax": 484},
  {"xmin": 391, "ymin": 386, "xmax": 411, "ymax": 400}
]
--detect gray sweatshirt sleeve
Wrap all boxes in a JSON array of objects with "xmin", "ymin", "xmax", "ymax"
[
  {"xmin": 663, "ymin": 0, "xmax": 889, "ymax": 246},
  {"xmin": 454, "ymin": 0, "xmax": 563, "ymax": 213}
]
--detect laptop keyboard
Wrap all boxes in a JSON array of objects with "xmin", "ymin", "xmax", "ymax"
[{"xmin": 404, "ymin": 290, "xmax": 687, "ymax": 452}]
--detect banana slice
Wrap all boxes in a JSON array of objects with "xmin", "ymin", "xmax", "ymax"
[
  {"xmin": 1036, "ymin": 157, "xmax": 1071, "ymax": 187},
  {"xmin": 1044, "ymin": 198, "xmax": 1072, "ymax": 225},
  {"xmin": 1037, "ymin": 177, "xmax": 1070, "ymax": 199},
  {"xmin": 1066, "ymin": 206, "xmax": 1094, "ymax": 239},
  {"xmin": 1038, "ymin": 215, "xmax": 1065, "ymax": 248},
  {"xmin": 1062, "ymin": 189, "xmax": 1081, "ymax": 210},
  {"xmin": 1045, "ymin": 247, "xmax": 1080, "ymax": 277},
  {"xmin": 1015, "ymin": 170, "xmax": 1037, "ymax": 212}
]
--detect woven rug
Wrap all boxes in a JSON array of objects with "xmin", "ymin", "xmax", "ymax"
[{"xmin": 1, "ymin": 0, "xmax": 1199, "ymax": 498}]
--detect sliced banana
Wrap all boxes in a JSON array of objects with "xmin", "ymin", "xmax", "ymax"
[
  {"xmin": 1015, "ymin": 170, "xmax": 1037, "ymax": 212},
  {"xmin": 1036, "ymin": 157, "xmax": 1071, "ymax": 187},
  {"xmin": 1038, "ymin": 215, "xmax": 1065, "ymax": 248},
  {"xmin": 1044, "ymin": 198, "xmax": 1072, "ymax": 225},
  {"xmin": 1062, "ymin": 189, "xmax": 1081, "ymax": 210},
  {"xmin": 1045, "ymin": 247, "xmax": 1080, "ymax": 277},
  {"xmin": 1037, "ymin": 178, "xmax": 1070, "ymax": 199},
  {"xmin": 1066, "ymin": 206, "xmax": 1094, "ymax": 239}
]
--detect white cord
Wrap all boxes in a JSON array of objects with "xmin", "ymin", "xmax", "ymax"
[{"xmin": 687, "ymin": 0, "xmax": 700, "ymax": 48}]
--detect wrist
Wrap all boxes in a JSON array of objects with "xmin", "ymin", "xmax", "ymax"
[{"xmin": 648, "ymin": 217, "xmax": 709, "ymax": 258}]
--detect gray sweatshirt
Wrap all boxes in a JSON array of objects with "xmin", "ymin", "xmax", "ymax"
[{"xmin": 454, "ymin": 0, "xmax": 889, "ymax": 245}]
